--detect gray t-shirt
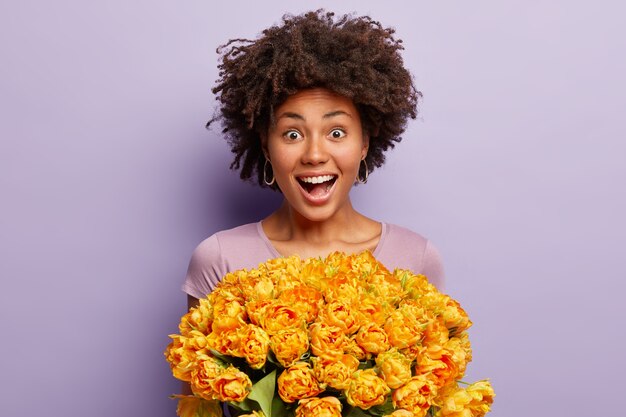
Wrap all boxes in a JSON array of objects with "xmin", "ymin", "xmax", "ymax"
[{"xmin": 183, "ymin": 222, "xmax": 445, "ymax": 299}]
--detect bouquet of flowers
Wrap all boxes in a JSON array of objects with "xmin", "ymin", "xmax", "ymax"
[{"xmin": 165, "ymin": 251, "xmax": 494, "ymax": 417}]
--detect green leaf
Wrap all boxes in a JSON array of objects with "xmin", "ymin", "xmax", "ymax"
[
  {"xmin": 265, "ymin": 349, "xmax": 282, "ymax": 367},
  {"xmin": 271, "ymin": 395, "xmax": 291, "ymax": 417},
  {"xmin": 367, "ymin": 398, "xmax": 395, "ymax": 416},
  {"xmin": 228, "ymin": 399, "xmax": 254, "ymax": 412},
  {"xmin": 248, "ymin": 369, "xmax": 277, "ymax": 417},
  {"xmin": 209, "ymin": 349, "xmax": 235, "ymax": 365},
  {"xmin": 357, "ymin": 360, "xmax": 375, "ymax": 370}
]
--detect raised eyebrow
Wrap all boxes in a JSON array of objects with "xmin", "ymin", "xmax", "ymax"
[
  {"xmin": 323, "ymin": 110, "xmax": 352, "ymax": 119},
  {"xmin": 276, "ymin": 110, "xmax": 353, "ymax": 121},
  {"xmin": 277, "ymin": 112, "xmax": 305, "ymax": 121}
]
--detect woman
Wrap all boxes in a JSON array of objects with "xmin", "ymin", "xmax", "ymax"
[{"xmin": 183, "ymin": 10, "xmax": 444, "ymax": 309}]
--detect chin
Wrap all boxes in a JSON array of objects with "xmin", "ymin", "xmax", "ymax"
[
  {"xmin": 294, "ymin": 209, "xmax": 332, "ymax": 223},
  {"xmin": 292, "ymin": 202, "xmax": 347, "ymax": 224}
]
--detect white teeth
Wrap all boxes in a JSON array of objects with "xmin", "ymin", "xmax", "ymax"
[{"xmin": 299, "ymin": 175, "xmax": 335, "ymax": 184}]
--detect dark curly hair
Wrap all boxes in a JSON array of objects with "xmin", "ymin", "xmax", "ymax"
[{"xmin": 209, "ymin": 9, "xmax": 420, "ymax": 188}]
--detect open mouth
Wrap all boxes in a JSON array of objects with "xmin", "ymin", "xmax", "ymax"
[{"xmin": 297, "ymin": 175, "xmax": 337, "ymax": 198}]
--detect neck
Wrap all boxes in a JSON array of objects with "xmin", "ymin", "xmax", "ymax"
[{"xmin": 269, "ymin": 199, "xmax": 363, "ymax": 244}]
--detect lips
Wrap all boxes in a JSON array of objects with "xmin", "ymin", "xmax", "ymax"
[{"xmin": 296, "ymin": 174, "xmax": 338, "ymax": 202}]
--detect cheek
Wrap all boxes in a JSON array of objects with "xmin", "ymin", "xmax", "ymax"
[
  {"xmin": 269, "ymin": 153, "xmax": 296, "ymax": 183},
  {"xmin": 337, "ymin": 149, "xmax": 364, "ymax": 171}
]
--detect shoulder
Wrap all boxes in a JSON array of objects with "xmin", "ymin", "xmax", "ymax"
[
  {"xmin": 378, "ymin": 223, "xmax": 446, "ymax": 290},
  {"xmin": 384, "ymin": 223, "xmax": 429, "ymax": 246},
  {"xmin": 206, "ymin": 222, "xmax": 261, "ymax": 250},
  {"xmin": 183, "ymin": 222, "xmax": 278, "ymax": 298},
  {"xmin": 378, "ymin": 223, "xmax": 430, "ymax": 263},
  {"xmin": 183, "ymin": 223, "xmax": 263, "ymax": 299},
  {"xmin": 190, "ymin": 222, "xmax": 265, "ymax": 268},
  {"xmin": 190, "ymin": 223, "xmax": 255, "ymax": 257}
]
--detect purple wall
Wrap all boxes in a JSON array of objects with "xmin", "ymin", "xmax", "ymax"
[{"xmin": 1, "ymin": 1, "xmax": 624, "ymax": 416}]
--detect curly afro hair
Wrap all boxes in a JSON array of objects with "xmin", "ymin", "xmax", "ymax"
[{"xmin": 210, "ymin": 9, "xmax": 421, "ymax": 188}]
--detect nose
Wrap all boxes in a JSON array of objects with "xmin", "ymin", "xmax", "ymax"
[{"xmin": 301, "ymin": 135, "xmax": 329, "ymax": 165}]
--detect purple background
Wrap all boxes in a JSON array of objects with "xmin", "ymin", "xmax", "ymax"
[{"xmin": 1, "ymin": 1, "xmax": 625, "ymax": 416}]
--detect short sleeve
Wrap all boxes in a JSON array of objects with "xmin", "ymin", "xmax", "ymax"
[
  {"xmin": 422, "ymin": 240, "xmax": 445, "ymax": 291},
  {"xmin": 181, "ymin": 234, "xmax": 227, "ymax": 299}
]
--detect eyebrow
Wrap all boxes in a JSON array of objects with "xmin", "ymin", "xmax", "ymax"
[{"xmin": 277, "ymin": 110, "xmax": 353, "ymax": 121}]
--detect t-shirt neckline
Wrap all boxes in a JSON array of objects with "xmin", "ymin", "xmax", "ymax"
[{"xmin": 255, "ymin": 221, "xmax": 388, "ymax": 258}]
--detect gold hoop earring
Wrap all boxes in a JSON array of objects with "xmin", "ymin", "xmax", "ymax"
[
  {"xmin": 263, "ymin": 158, "xmax": 275, "ymax": 186},
  {"xmin": 357, "ymin": 158, "xmax": 369, "ymax": 184}
]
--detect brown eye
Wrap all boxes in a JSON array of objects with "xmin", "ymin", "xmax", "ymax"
[
  {"xmin": 285, "ymin": 130, "xmax": 302, "ymax": 141},
  {"xmin": 330, "ymin": 129, "xmax": 346, "ymax": 139}
]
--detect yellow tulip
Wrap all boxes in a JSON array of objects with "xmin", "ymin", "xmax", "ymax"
[{"xmin": 296, "ymin": 397, "xmax": 342, "ymax": 417}]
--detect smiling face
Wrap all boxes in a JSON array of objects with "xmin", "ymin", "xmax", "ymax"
[{"xmin": 264, "ymin": 88, "xmax": 369, "ymax": 223}]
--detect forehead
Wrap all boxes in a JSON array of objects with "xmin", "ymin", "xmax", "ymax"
[{"xmin": 274, "ymin": 88, "xmax": 358, "ymax": 118}]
